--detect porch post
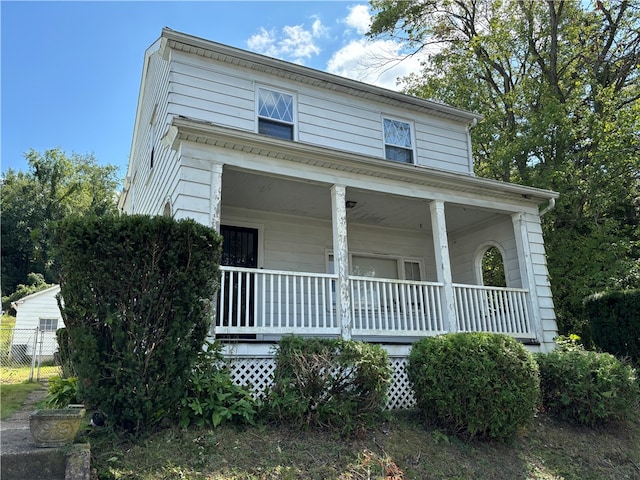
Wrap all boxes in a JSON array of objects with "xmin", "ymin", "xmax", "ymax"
[
  {"xmin": 429, "ymin": 200, "xmax": 458, "ymax": 333},
  {"xmin": 511, "ymin": 213, "xmax": 542, "ymax": 341},
  {"xmin": 209, "ymin": 162, "xmax": 223, "ymax": 232},
  {"xmin": 331, "ymin": 185, "xmax": 352, "ymax": 340}
]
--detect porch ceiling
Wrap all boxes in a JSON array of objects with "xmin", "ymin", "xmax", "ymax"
[{"xmin": 221, "ymin": 168, "xmax": 505, "ymax": 234}]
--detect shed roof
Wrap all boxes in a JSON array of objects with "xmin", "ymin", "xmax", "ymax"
[{"xmin": 11, "ymin": 285, "xmax": 60, "ymax": 310}]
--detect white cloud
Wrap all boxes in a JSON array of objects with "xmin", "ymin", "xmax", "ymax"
[
  {"xmin": 247, "ymin": 18, "xmax": 327, "ymax": 65},
  {"xmin": 326, "ymin": 38, "xmax": 423, "ymax": 91},
  {"xmin": 247, "ymin": 28, "xmax": 279, "ymax": 57},
  {"xmin": 344, "ymin": 4, "xmax": 371, "ymax": 35}
]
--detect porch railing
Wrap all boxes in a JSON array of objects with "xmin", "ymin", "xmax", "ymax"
[
  {"xmin": 349, "ymin": 276, "xmax": 445, "ymax": 336},
  {"xmin": 216, "ymin": 266, "xmax": 533, "ymax": 339},
  {"xmin": 453, "ymin": 284, "xmax": 532, "ymax": 336},
  {"xmin": 216, "ymin": 266, "xmax": 340, "ymax": 335}
]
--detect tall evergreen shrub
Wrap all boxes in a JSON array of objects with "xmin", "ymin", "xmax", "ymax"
[
  {"xmin": 54, "ymin": 214, "xmax": 221, "ymax": 433},
  {"xmin": 584, "ymin": 290, "xmax": 640, "ymax": 364}
]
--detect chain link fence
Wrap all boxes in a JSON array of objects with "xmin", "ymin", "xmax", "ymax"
[{"xmin": 0, "ymin": 327, "xmax": 62, "ymax": 383}]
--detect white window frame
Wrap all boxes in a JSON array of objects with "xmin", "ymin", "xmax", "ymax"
[
  {"xmin": 256, "ymin": 86, "xmax": 297, "ymax": 141},
  {"xmin": 382, "ymin": 116, "xmax": 416, "ymax": 164},
  {"xmin": 39, "ymin": 318, "xmax": 58, "ymax": 332},
  {"xmin": 326, "ymin": 250, "xmax": 424, "ymax": 281}
]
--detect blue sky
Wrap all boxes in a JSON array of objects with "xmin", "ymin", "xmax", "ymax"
[{"xmin": 1, "ymin": 1, "xmax": 423, "ymax": 181}]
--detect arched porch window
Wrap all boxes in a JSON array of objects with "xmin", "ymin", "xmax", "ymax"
[{"xmin": 476, "ymin": 244, "xmax": 507, "ymax": 287}]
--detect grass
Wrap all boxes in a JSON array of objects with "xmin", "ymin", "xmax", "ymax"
[
  {"xmin": 84, "ymin": 408, "xmax": 640, "ymax": 480},
  {"xmin": 0, "ymin": 380, "xmax": 47, "ymax": 420}
]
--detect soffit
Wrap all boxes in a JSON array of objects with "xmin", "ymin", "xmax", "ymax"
[{"xmin": 167, "ymin": 116, "xmax": 558, "ymax": 207}]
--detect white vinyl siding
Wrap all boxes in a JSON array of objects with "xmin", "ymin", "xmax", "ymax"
[
  {"xmin": 163, "ymin": 50, "xmax": 474, "ymax": 174},
  {"xmin": 11, "ymin": 285, "xmax": 63, "ymax": 357}
]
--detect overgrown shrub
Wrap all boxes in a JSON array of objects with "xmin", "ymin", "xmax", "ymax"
[
  {"xmin": 537, "ymin": 348, "xmax": 639, "ymax": 426},
  {"xmin": 407, "ymin": 332, "xmax": 540, "ymax": 443},
  {"xmin": 584, "ymin": 289, "xmax": 640, "ymax": 364},
  {"xmin": 265, "ymin": 336, "xmax": 391, "ymax": 436},
  {"xmin": 45, "ymin": 376, "xmax": 79, "ymax": 408},
  {"xmin": 179, "ymin": 341, "xmax": 258, "ymax": 428},
  {"xmin": 54, "ymin": 214, "xmax": 221, "ymax": 433}
]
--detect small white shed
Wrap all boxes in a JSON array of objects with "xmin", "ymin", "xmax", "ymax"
[{"xmin": 11, "ymin": 285, "xmax": 63, "ymax": 358}]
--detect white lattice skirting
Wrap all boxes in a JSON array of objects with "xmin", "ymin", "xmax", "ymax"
[{"xmin": 226, "ymin": 355, "xmax": 416, "ymax": 410}]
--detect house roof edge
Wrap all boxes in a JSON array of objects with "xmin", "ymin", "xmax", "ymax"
[{"xmin": 160, "ymin": 27, "xmax": 483, "ymax": 125}]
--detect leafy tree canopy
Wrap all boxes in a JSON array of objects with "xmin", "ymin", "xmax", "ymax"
[
  {"xmin": 1, "ymin": 148, "xmax": 120, "ymax": 298},
  {"xmin": 368, "ymin": 0, "xmax": 640, "ymax": 336}
]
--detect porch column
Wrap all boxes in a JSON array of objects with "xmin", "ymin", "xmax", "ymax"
[
  {"xmin": 430, "ymin": 200, "xmax": 458, "ymax": 333},
  {"xmin": 511, "ymin": 213, "xmax": 542, "ymax": 340},
  {"xmin": 209, "ymin": 162, "xmax": 223, "ymax": 232},
  {"xmin": 331, "ymin": 185, "xmax": 352, "ymax": 340}
]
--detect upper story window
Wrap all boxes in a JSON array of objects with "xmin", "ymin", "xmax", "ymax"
[
  {"xmin": 383, "ymin": 117, "xmax": 414, "ymax": 164},
  {"xmin": 257, "ymin": 87, "xmax": 294, "ymax": 140}
]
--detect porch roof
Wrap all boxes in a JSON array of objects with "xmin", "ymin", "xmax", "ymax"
[{"xmin": 164, "ymin": 116, "xmax": 559, "ymax": 207}]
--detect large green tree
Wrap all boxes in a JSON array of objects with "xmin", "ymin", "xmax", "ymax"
[
  {"xmin": 368, "ymin": 0, "xmax": 640, "ymax": 335},
  {"xmin": 1, "ymin": 148, "xmax": 120, "ymax": 298}
]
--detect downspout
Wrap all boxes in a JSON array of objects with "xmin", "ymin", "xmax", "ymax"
[
  {"xmin": 466, "ymin": 118, "xmax": 478, "ymax": 175},
  {"xmin": 540, "ymin": 197, "xmax": 556, "ymax": 217}
]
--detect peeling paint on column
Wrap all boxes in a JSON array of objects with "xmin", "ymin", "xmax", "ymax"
[
  {"xmin": 430, "ymin": 200, "xmax": 457, "ymax": 332},
  {"xmin": 331, "ymin": 185, "xmax": 351, "ymax": 340},
  {"xmin": 210, "ymin": 163, "xmax": 223, "ymax": 232}
]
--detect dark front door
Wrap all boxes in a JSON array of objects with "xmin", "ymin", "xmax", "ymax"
[{"xmin": 219, "ymin": 225, "xmax": 258, "ymax": 329}]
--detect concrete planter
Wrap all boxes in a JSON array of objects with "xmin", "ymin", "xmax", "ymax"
[{"xmin": 29, "ymin": 407, "xmax": 85, "ymax": 448}]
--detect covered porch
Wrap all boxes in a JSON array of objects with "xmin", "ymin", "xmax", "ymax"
[{"xmin": 204, "ymin": 164, "xmax": 549, "ymax": 346}]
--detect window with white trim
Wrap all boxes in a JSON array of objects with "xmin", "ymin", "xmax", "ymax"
[
  {"xmin": 257, "ymin": 87, "xmax": 295, "ymax": 140},
  {"xmin": 383, "ymin": 117, "xmax": 414, "ymax": 164},
  {"xmin": 39, "ymin": 318, "xmax": 58, "ymax": 332}
]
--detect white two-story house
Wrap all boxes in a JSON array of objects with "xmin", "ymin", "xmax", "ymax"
[{"xmin": 118, "ymin": 28, "xmax": 558, "ymax": 407}]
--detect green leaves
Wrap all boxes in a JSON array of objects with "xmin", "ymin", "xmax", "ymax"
[
  {"xmin": 265, "ymin": 336, "xmax": 391, "ymax": 437},
  {"xmin": 55, "ymin": 214, "xmax": 222, "ymax": 433},
  {"xmin": 179, "ymin": 342, "xmax": 258, "ymax": 429},
  {"xmin": 408, "ymin": 333, "xmax": 540, "ymax": 443},
  {"xmin": 537, "ymin": 348, "xmax": 639, "ymax": 426},
  {"xmin": 1, "ymin": 148, "xmax": 120, "ymax": 297},
  {"xmin": 44, "ymin": 376, "xmax": 79, "ymax": 409}
]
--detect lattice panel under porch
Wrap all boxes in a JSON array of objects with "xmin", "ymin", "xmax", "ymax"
[
  {"xmin": 386, "ymin": 357, "xmax": 416, "ymax": 409},
  {"xmin": 226, "ymin": 356, "xmax": 416, "ymax": 410},
  {"xmin": 226, "ymin": 357, "xmax": 276, "ymax": 397}
]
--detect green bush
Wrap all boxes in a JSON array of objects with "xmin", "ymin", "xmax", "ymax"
[
  {"xmin": 407, "ymin": 333, "xmax": 540, "ymax": 443},
  {"xmin": 537, "ymin": 348, "xmax": 639, "ymax": 426},
  {"xmin": 179, "ymin": 342, "xmax": 258, "ymax": 428},
  {"xmin": 45, "ymin": 376, "xmax": 79, "ymax": 408},
  {"xmin": 265, "ymin": 336, "xmax": 391, "ymax": 437},
  {"xmin": 584, "ymin": 289, "xmax": 640, "ymax": 364},
  {"xmin": 54, "ymin": 214, "xmax": 222, "ymax": 433}
]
